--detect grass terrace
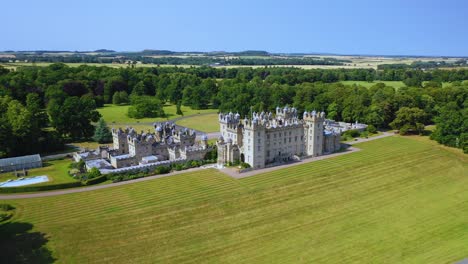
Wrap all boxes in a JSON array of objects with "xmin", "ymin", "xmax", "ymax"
[
  {"xmin": 98, "ymin": 104, "xmax": 217, "ymax": 125},
  {"xmin": 175, "ymin": 113, "xmax": 220, "ymax": 133},
  {"xmin": 3, "ymin": 136, "xmax": 468, "ymax": 263}
]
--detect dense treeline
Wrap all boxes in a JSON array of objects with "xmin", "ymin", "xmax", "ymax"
[{"xmin": 0, "ymin": 64, "xmax": 466, "ymax": 157}]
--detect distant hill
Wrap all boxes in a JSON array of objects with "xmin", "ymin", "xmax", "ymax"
[{"xmin": 94, "ymin": 49, "xmax": 115, "ymax": 53}]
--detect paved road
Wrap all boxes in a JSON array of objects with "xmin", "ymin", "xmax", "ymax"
[
  {"xmin": 0, "ymin": 132, "xmax": 394, "ymax": 200},
  {"xmin": 346, "ymin": 131, "xmax": 394, "ymax": 145}
]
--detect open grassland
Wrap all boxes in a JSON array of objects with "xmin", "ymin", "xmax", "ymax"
[
  {"xmin": 340, "ymin": 80, "xmax": 406, "ymax": 89},
  {"xmin": 175, "ymin": 113, "xmax": 219, "ymax": 133},
  {"xmin": 98, "ymin": 104, "xmax": 218, "ymax": 125},
  {"xmin": 4, "ymin": 136, "xmax": 468, "ymax": 263},
  {"xmin": 0, "ymin": 159, "xmax": 75, "ymax": 185},
  {"xmin": 340, "ymin": 80, "xmax": 461, "ymax": 89},
  {"xmin": 4, "ymin": 56, "xmax": 465, "ymax": 71}
]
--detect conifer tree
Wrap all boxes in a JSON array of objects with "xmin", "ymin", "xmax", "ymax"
[{"xmin": 93, "ymin": 118, "xmax": 112, "ymax": 143}]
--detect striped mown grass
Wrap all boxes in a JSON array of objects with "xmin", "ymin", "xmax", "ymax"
[{"xmin": 4, "ymin": 136, "xmax": 468, "ymax": 263}]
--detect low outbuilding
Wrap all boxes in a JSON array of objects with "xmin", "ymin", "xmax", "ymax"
[{"xmin": 0, "ymin": 154, "xmax": 42, "ymax": 173}]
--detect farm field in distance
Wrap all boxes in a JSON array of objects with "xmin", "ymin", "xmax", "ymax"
[
  {"xmin": 339, "ymin": 80, "xmax": 406, "ymax": 89},
  {"xmin": 2, "ymin": 55, "xmax": 465, "ymax": 70},
  {"xmin": 4, "ymin": 136, "xmax": 468, "ymax": 263}
]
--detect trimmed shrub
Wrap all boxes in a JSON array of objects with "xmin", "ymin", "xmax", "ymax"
[
  {"xmin": 84, "ymin": 175, "xmax": 107, "ymax": 185},
  {"xmin": 0, "ymin": 181, "xmax": 82, "ymax": 194},
  {"xmin": 0, "ymin": 204, "xmax": 14, "ymax": 211}
]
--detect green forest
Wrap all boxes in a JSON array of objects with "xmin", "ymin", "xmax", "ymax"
[{"xmin": 0, "ymin": 64, "xmax": 466, "ymax": 158}]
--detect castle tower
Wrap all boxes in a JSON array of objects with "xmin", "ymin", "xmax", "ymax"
[
  {"xmin": 303, "ymin": 110, "xmax": 325, "ymax": 156},
  {"xmin": 201, "ymin": 135, "xmax": 208, "ymax": 149},
  {"xmin": 112, "ymin": 128, "xmax": 129, "ymax": 154},
  {"xmin": 242, "ymin": 115, "xmax": 266, "ymax": 169}
]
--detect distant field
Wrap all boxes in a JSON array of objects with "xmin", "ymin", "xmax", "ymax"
[
  {"xmin": 175, "ymin": 113, "xmax": 219, "ymax": 133},
  {"xmin": 0, "ymin": 159, "xmax": 75, "ymax": 186},
  {"xmin": 5, "ymin": 136, "xmax": 468, "ymax": 263},
  {"xmin": 340, "ymin": 80, "xmax": 406, "ymax": 88},
  {"xmin": 340, "ymin": 80, "xmax": 462, "ymax": 89},
  {"xmin": 98, "ymin": 104, "xmax": 217, "ymax": 125},
  {"xmin": 3, "ymin": 56, "xmax": 464, "ymax": 70}
]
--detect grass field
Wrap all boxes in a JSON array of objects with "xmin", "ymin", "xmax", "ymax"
[
  {"xmin": 0, "ymin": 159, "xmax": 75, "ymax": 185},
  {"xmin": 98, "ymin": 104, "xmax": 217, "ymax": 125},
  {"xmin": 3, "ymin": 136, "xmax": 468, "ymax": 263},
  {"xmin": 175, "ymin": 113, "xmax": 219, "ymax": 133},
  {"xmin": 340, "ymin": 80, "xmax": 407, "ymax": 89}
]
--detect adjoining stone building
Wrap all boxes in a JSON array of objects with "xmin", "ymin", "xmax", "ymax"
[
  {"xmin": 75, "ymin": 122, "xmax": 212, "ymax": 174},
  {"xmin": 217, "ymin": 106, "xmax": 341, "ymax": 169}
]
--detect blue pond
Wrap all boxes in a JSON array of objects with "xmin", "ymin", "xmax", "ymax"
[{"xmin": 0, "ymin": 175, "xmax": 49, "ymax": 187}]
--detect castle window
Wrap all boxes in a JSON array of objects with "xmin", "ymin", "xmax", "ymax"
[
  {"xmin": 257, "ymin": 132, "xmax": 260, "ymax": 136},
  {"xmin": 284, "ymin": 138, "xmax": 286, "ymax": 143},
  {"xmin": 295, "ymin": 136, "xmax": 297, "ymax": 142},
  {"xmin": 267, "ymin": 151, "xmax": 270, "ymax": 157},
  {"xmin": 289, "ymin": 137, "xmax": 291, "ymax": 143},
  {"xmin": 267, "ymin": 135, "xmax": 270, "ymax": 139},
  {"xmin": 258, "ymin": 146, "xmax": 261, "ymax": 151},
  {"xmin": 301, "ymin": 136, "xmax": 304, "ymax": 140}
]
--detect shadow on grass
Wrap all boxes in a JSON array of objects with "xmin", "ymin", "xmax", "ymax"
[{"xmin": 0, "ymin": 221, "xmax": 55, "ymax": 263}]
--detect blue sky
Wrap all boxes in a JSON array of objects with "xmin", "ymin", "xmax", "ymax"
[{"xmin": 2, "ymin": 0, "xmax": 467, "ymax": 56}]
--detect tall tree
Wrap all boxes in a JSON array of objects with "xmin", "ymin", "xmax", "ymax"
[
  {"xmin": 93, "ymin": 118, "xmax": 112, "ymax": 143},
  {"xmin": 390, "ymin": 107, "xmax": 427, "ymax": 135},
  {"xmin": 48, "ymin": 96, "xmax": 101, "ymax": 139}
]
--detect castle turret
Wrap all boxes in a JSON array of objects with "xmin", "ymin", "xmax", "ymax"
[
  {"xmin": 303, "ymin": 110, "xmax": 325, "ymax": 156},
  {"xmin": 201, "ymin": 135, "xmax": 208, "ymax": 149},
  {"xmin": 243, "ymin": 115, "xmax": 266, "ymax": 169},
  {"xmin": 112, "ymin": 128, "xmax": 129, "ymax": 154}
]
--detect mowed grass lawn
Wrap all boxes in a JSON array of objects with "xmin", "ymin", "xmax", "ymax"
[
  {"xmin": 97, "ymin": 104, "xmax": 218, "ymax": 125},
  {"xmin": 0, "ymin": 159, "xmax": 75, "ymax": 185},
  {"xmin": 175, "ymin": 113, "xmax": 219, "ymax": 133},
  {"xmin": 4, "ymin": 136, "xmax": 468, "ymax": 263}
]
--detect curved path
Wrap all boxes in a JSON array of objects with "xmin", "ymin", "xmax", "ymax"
[
  {"xmin": 0, "ymin": 132, "xmax": 394, "ymax": 200},
  {"xmin": 0, "ymin": 167, "xmax": 207, "ymax": 200}
]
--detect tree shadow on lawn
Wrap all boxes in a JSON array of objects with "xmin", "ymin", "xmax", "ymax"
[{"xmin": 0, "ymin": 221, "xmax": 55, "ymax": 263}]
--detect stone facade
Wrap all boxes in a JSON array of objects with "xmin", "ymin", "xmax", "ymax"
[
  {"xmin": 75, "ymin": 122, "xmax": 212, "ymax": 173},
  {"xmin": 217, "ymin": 106, "xmax": 342, "ymax": 169}
]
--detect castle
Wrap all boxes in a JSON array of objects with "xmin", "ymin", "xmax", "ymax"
[
  {"xmin": 74, "ymin": 122, "xmax": 212, "ymax": 173},
  {"xmin": 217, "ymin": 106, "xmax": 341, "ymax": 169}
]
